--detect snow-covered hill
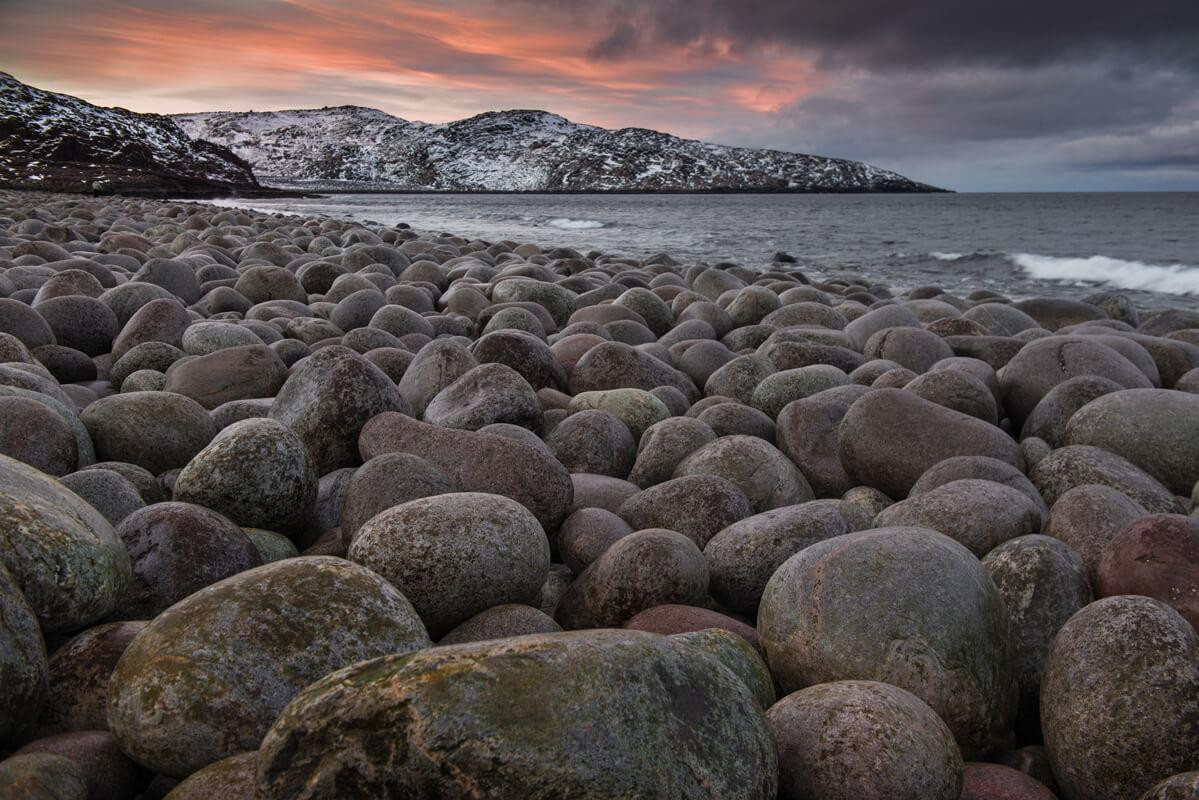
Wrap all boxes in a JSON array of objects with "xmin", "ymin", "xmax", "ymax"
[
  {"xmin": 0, "ymin": 73, "xmax": 259, "ymax": 195},
  {"xmin": 174, "ymin": 106, "xmax": 943, "ymax": 193}
]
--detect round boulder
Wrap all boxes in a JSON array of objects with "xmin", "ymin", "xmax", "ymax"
[
  {"xmin": 81, "ymin": 391, "xmax": 215, "ymax": 476},
  {"xmin": 1097, "ymin": 515, "xmax": 1199, "ymax": 630},
  {"xmin": 347, "ymin": 492, "xmax": 550, "ymax": 637},
  {"xmin": 107, "ymin": 557, "xmax": 431, "ymax": 778}
]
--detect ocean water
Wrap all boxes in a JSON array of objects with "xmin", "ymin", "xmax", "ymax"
[{"xmin": 214, "ymin": 192, "xmax": 1199, "ymax": 309}]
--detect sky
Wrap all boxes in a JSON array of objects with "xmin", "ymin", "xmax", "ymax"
[{"xmin": 2, "ymin": 0, "xmax": 1197, "ymax": 191}]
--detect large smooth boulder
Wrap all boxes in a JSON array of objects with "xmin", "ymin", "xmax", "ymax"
[
  {"xmin": 1064, "ymin": 388, "xmax": 1199, "ymax": 496},
  {"xmin": 0, "ymin": 563, "xmax": 46, "ymax": 744},
  {"xmin": 348, "ymin": 492, "xmax": 550, "ymax": 637},
  {"xmin": 618, "ymin": 474, "xmax": 753, "ymax": 548},
  {"xmin": 339, "ymin": 453, "xmax": 457, "ymax": 542},
  {"xmin": 423, "ymin": 362, "xmax": 542, "ymax": 432},
  {"xmin": 982, "ymin": 535, "xmax": 1092, "ymax": 729},
  {"xmin": 569, "ymin": 340, "xmax": 698, "ymax": 402},
  {"xmin": 875, "ymin": 479, "xmax": 1043, "ymax": 556},
  {"xmin": 112, "ymin": 502, "xmax": 262, "ymax": 619},
  {"xmin": 270, "ymin": 346, "xmax": 407, "ymax": 475},
  {"xmin": 0, "ymin": 753, "xmax": 88, "ymax": 800},
  {"xmin": 768, "ymin": 680, "xmax": 963, "ymax": 800},
  {"xmin": 1041, "ymin": 596, "xmax": 1199, "ymax": 800},
  {"xmin": 704, "ymin": 502, "xmax": 850, "ymax": 615},
  {"xmin": 555, "ymin": 529, "xmax": 708, "ymax": 629},
  {"xmin": 776, "ymin": 384, "xmax": 871, "ymax": 498},
  {"xmin": 33, "ymin": 621, "xmax": 144, "ymax": 738},
  {"xmin": 759, "ymin": 527, "xmax": 1017, "ymax": 757},
  {"xmin": 1044, "ymin": 483, "xmax": 1149, "ymax": 584},
  {"xmin": 81, "ymin": 392, "xmax": 215, "ymax": 475},
  {"xmin": 256, "ymin": 630, "xmax": 778, "ymax": 799},
  {"xmin": 998, "ymin": 336, "xmax": 1151, "ymax": 429},
  {"xmin": 675, "ymin": 435, "xmax": 813, "ymax": 512},
  {"xmin": 0, "ymin": 395, "xmax": 77, "ymax": 476},
  {"xmin": 0, "ymin": 454, "xmax": 130, "ymax": 632},
  {"xmin": 173, "ymin": 418, "xmax": 317, "ymax": 540},
  {"xmin": 107, "ymin": 557, "xmax": 431, "ymax": 778},
  {"xmin": 1097, "ymin": 515, "xmax": 1199, "ymax": 630},
  {"xmin": 627, "ymin": 417, "xmax": 717, "ymax": 488},
  {"xmin": 840, "ymin": 389, "xmax": 1022, "ymax": 499},
  {"xmin": 162, "ymin": 344, "xmax": 288, "ymax": 410},
  {"xmin": 1031, "ymin": 445, "xmax": 1181, "ymax": 514},
  {"xmin": 359, "ymin": 413, "xmax": 574, "ymax": 531}
]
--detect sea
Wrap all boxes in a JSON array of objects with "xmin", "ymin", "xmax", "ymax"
[{"xmin": 213, "ymin": 192, "xmax": 1199, "ymax": 310}]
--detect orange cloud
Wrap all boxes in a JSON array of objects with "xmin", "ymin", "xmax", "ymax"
[{"xmin": 0, "ymin": 0, "xmax": 823, "ymax": 137}]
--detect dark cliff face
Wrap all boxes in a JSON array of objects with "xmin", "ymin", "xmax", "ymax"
[
  {"xmin": 174, "ymin": 107, "xmax": 947, "ymax": 193},
  {"xmin": 0, "ymin": 73, "xmax": 260, "ymax": 196}
]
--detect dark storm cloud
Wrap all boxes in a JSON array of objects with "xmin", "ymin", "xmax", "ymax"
[{"xmin": 556, "ymin": 0, "xmax": 1199, "ymax": 72}]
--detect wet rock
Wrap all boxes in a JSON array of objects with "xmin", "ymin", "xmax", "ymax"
[
  {"xmin": 81, "ymin": 391, "xmax": 215, "ymax": 475},
  {"xmin": 270, "ymin": 345, "xmax": 407, "ymax": 474},
  {"xmin": 1041, "ymin": 596, "xmax": 1199, "ymax": 800},
  {"xmin": 0, "ymin": 454, "xmax": 130, "ymax": 632},
  {"xmin": 759, "ymin": 527, "xmax": 1017, "ymax": 757},
  {"xmin": 348, "ymin": 492, "xmax": 550, "ymax": 637},
  {"xmin": 107, "ymin": 557, "xmax": 431, "ymax": 778},
  {"xmin": 111, "ymin": 502, "xmax": 262, "ymax": 619},
  {"xmin": 768, "ymin": 680, "xmax": 963, "ymax": 800},
  {"xmin": 255, "ymin": 629, "xmax": 777, "ymax": 799},
  {"xmin": 173, "ymin": 418, "xmax": 317, "ymax": 540}
]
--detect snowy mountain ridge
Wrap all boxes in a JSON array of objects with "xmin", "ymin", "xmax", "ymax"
[
  {"xmin": 0, "ymin": 73, "xmax": 259, "ymax": 195},
  {"xmin": 174, "ymin": 106, "xmax": 944, "ymax": 193}
]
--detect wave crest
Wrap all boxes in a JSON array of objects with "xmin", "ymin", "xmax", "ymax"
[
  {"xmin": 547, "ymin": 217, "xmax": 605, "ymax": 229},
  {"xmin": 1010, "ymin": 253, "xmax": 1199, "ymax": 296}
]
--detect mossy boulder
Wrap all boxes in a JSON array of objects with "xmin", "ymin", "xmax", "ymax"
[
  {"xmin": 173, "ymin": 418, "xmax": 317, "ymax": 540},
  {"xmin": 0, "ymin": 454, "xmax": 131, "ymax": 632},
  {"xmin": 568, "ymin": 388, "xmax": 671, "ymax": 439},
  {"xmin": 107, "ymin": 557, "xmax": 431, "ymax": 778},
  {"xmin": 256, "ymin": 630, "xmax": 777, "ymax": 799},
  {"xmin": 759, "ymin": 527, "xmax": 1017, "ymax": 758},
  {"xmin": 348, "ymin": 493, "xmax": 550, "ymax": 637}
]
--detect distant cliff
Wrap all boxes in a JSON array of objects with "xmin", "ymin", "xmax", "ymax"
[
  {"xmin": 0, "ymin": 73, "xmax": 260, "ymax": 196},
  {"xmin": 174, "ymin": 106, "xmax": 945, "ymax": 193}
]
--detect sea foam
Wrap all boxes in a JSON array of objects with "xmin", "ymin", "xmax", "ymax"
[
  {"xmin": 1011, "ymin": 253, "xmax": 1199, "ymax": 296},
  {"xmin": 547, "ymin": 217, "xmax": 605, "ymax": 229}
]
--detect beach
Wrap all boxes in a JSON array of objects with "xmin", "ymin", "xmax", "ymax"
[{"xmin": 2, "ymin": 188, "xmax": 1199, "ymax": 798}]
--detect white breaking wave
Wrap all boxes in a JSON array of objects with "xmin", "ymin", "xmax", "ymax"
[
  {"xmin": 1011, "ymin": 253, "xmax": 1199, "ymax": 296},
  {"xmin": 930, "ymin": 251, "xmax": 965, "ymax": 261},
  {"xmin": 547, "ymin": 217, "xmax": 605, "ymax": 229}
]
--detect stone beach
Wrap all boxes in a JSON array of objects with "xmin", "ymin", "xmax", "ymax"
[{"xmin": 0, "ymin": 188, "xmax": 1198, "ymax": 798}]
